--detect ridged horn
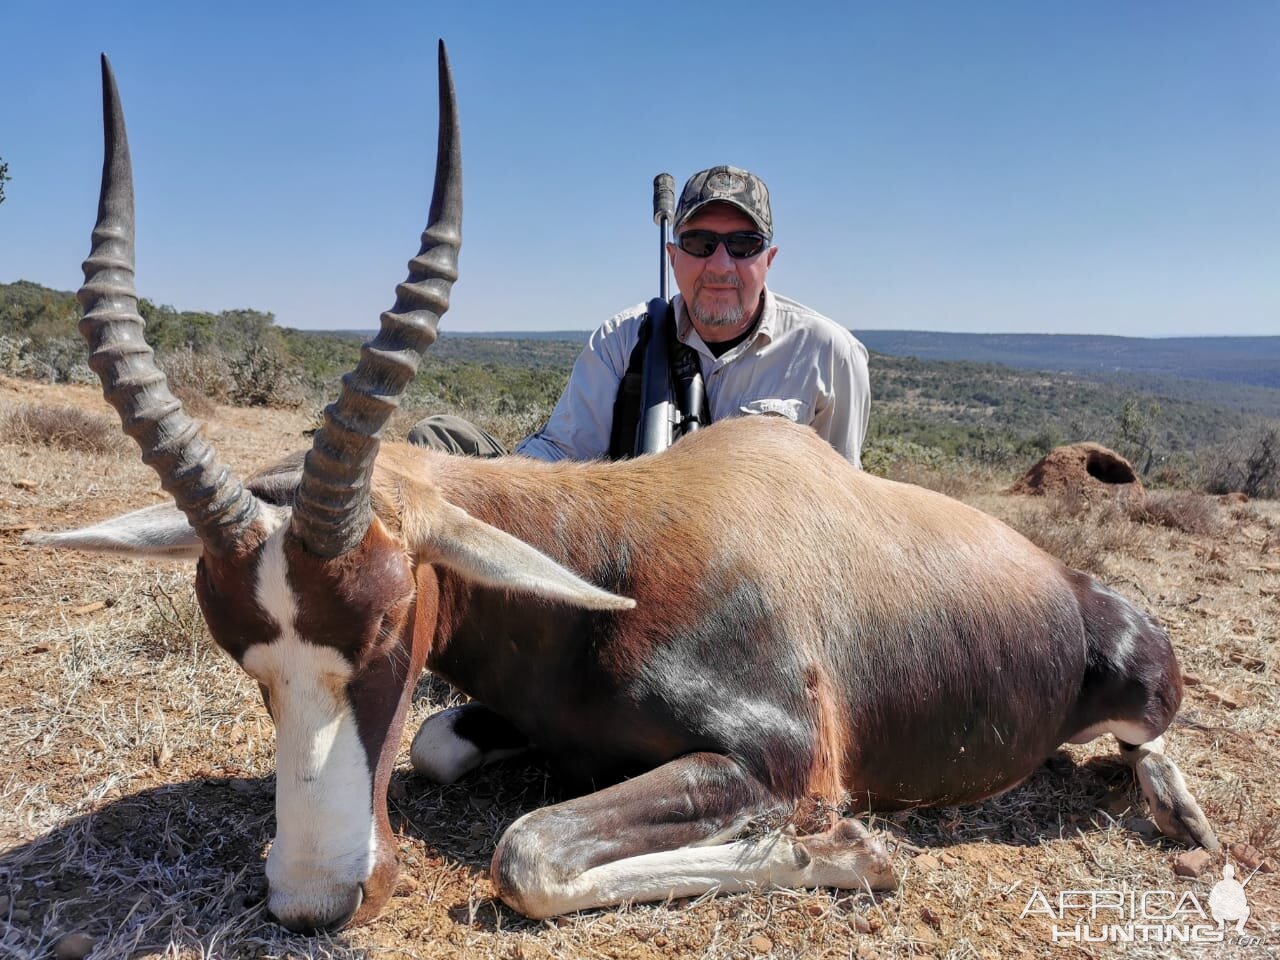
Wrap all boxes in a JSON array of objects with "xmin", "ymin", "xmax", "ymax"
[
  {"xmin": 291, "ymin": 40, "xmax": 462, "ymax": 558},
  {"xmin": 78, "ymin": 55, "xmax": 259, "ymax": 557}
]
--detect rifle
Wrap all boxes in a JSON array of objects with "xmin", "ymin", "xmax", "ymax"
[{"xmin": 635, "ymin": 174, "xmax": 706, "ymax": 455}]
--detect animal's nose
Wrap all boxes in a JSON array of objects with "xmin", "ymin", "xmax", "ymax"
[{"xmin": 268, "ymin": 883, "xmax": 363, "ymax": 933}]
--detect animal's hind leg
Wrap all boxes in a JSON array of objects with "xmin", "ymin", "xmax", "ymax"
[
  {"xmin": 410, "ymin": 702, "xmax": 529, "ymax": 784},
  {"xmin": 1119, "ymin": 736, "xmax": 1219, "ymax": 850},
  {"xmin": 490, "ymin": 752, "xmax": 897, "ymax": 918}
]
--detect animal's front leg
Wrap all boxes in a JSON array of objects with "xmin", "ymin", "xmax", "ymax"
[
  {"xmin": 410, "ymin": 702, "xmax": 529, "ymax": 784},
  {"xmin": 489, "ymin": 752, "xmax": 896, "ymax": 918}
]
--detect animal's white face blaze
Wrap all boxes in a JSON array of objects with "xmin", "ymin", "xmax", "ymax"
[{"xmin": 245, "ymin": 520, "xmax": 376, "ymax": 928}]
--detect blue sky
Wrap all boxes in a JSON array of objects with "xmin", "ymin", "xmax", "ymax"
[{"xmin": 1, "ymin": 2, "xmax": 1276, "ymax": 336}]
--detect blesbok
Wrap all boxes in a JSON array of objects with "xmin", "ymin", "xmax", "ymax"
[{"xmin": 32, "ymin": 47, "xmax": 1218, "ymax": 933}]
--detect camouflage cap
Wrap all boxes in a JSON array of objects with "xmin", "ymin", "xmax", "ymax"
[{"xmin": 673, "ymin": 165, "xmax": 772, "ymax": 237}]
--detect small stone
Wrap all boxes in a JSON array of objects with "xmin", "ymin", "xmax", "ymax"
[
  {"xmin": 10, "ymin": 909, "xmax": 29, "ymax": 924},
  {"xmin": 0, "ymin": 895, "xmax": 9, "ymax": 913},
  {"xmin": 53, "ymin": 932, "xmax": 96, "ymax": 960},
  {"xmin": 938, "ymin": 852, "xmax": 960, "ymax": 867},
  {"xmin": 856, "ymin": 942, "xmax": 878, "ymax": 960},
  {"xmin": 750, "ymin": 934, "xmax": 773, "ymax": 953},
  {"xmin": 1229, "ymin": 842, "xmax": 1272, "ymax": 872},
  {"xmin": 853, "ymin": 914, "xmax": 872, "ymax": 934},
  {"xmin": 1182, "ymin": 672, "xmax": 1202, "ymax": 686},
  {"xmin": 395, "ymin": 874, "xmax": 420, "ymax": 897},
  {"xmin": 803, "ymin": 901, "xmax": 825, "ymax": 917},
  {"xmin": 1173, "ymin": 849, "xmax": 1215, "ymax": 878},
  {"xmin": 653, "ymin": 934, "xmax": 668, "ymax": 948},
  {"xmin": 912, "ymin": 853, "xmax": 941, "ymax": 871},
  {"xmin": 920, "ymin": 906, "xmax": 943, "ymax": 928}
]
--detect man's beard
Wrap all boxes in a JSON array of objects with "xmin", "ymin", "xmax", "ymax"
[{"xmin": 690, "ymin": 273, "xmax": 744, "ymax": 327}]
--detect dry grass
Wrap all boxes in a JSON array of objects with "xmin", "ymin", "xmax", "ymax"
[
  {"xmin": 2, "ymin": 375, "xmax": 1279, "ymax": 958},
  {"xmin": 0, "ymin": 403, "xmax": 126, "ymax": 456},
  {"xmin": 1002, "ymin": 492, "xmax": 1148, "ymax": 576},
  {"xmin": 1131, "ymin": 490, "xmax": 1225, "ymax": 536}
]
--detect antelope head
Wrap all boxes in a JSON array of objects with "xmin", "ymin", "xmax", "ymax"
[{"xmin": 38, "ymin": 47, "xmax": 632, "ymax": 932}]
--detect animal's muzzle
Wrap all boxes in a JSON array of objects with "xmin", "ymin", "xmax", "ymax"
[{"xmin": 268, "ymin": 882, "xmax": 364, "ymax": 934}]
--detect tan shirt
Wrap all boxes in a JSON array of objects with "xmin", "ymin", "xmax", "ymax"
[{"xmin": 516, "ymin": 289, "xmax": 870, "ymax": 466}]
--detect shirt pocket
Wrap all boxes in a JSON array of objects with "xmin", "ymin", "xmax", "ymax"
[{"xmin": 739, "ymin": 398, "xmax": 809, "ymax": 422}]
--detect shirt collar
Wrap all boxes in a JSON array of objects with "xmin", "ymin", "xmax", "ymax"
[{"xmin": 674, "ymin": 288, "xmax": 776, "ymax": 362}]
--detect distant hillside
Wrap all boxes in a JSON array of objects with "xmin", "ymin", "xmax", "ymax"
[
  {"xmin": 855, "ymin": 330, "xmax": 1280, "ymax": 387},
  {"xmin": 4, "ymin": 280, "xmax": 1274, "ymax": 478},
  {"xmin": 436, "ymin": 327, "xmax": 1280, "ymax": 418}
]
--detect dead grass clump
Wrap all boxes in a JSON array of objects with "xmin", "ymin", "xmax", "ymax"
[
  {"xmin": 880, "ymin": 460, "xmax": 982, "ymax": 500},
  {"xmin": 1006, "ymin": 493, "xmax": 1147, "ymax": 575},
  {"xmin": 136, "ymin": 575, "xmax": 208, "ymax": 658},
  {"xmin": 1129, "ymin": 490, "xmax": 1224, "ymax": 536},
  {"xmin": 0, "ymin": 403, "xmax": 125, "ymax": 454}
]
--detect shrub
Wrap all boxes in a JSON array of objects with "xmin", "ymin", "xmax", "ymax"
[
  {"xmin": 227, "ymin": 343, "xmax": 304, "ymax": 408},
  {"xmin": 160, "ymin": 345, "xmax": 234, "ymax": 418},
  {"xmin": 1200, "ymin": 424, "xmax": 1280, "ymax": 499},
  {"xmin": 863, "ymin": 437, "xmax": 947, "ymax": 476},
  {"xmin": 1, "ymin": 403, "xmax": 125, "ymax": 454},
  {"xmin": 1129, "ymin": 491, "xmax": 1223, "ymax": 536},
  {"xmin": 1006, "ymin": 494, "xmax": 1144, "ymax": 575},
  {"xmin": 0, "ymin": 334, "xmax": 93, "ymax": 384}
]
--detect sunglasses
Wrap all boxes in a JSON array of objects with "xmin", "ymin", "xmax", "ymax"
[{"xmin": 674, "ymin": 229, "xmax": 771, "ymax": 259}]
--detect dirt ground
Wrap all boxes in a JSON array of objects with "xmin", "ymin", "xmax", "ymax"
[{"xmin": 1, "ymin": 375, "xmax": 1277, "ymax": 959}]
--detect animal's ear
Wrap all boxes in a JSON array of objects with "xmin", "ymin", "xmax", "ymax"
[
  {"xmin": 427, "ymin": 503, "xmax": 635, "ymax": 612},
  {"xmin": 25, "ymin": 503, "xmax": 202, "ymax": 560}
]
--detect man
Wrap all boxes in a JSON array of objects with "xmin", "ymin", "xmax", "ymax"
[{"xmin": 410, "ymin": 165, "xmax": 871, "ymax": 466}]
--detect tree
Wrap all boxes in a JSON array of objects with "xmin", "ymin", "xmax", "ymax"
[
  {"xmin": 0, "ymin": 157, "xmax": 9, "ymax": 205},
  {"xmin": 1117, "ymin": 397, "xmax": 1161, "ymax": 473}
]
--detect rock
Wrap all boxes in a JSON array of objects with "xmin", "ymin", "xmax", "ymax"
[
  {"xmin": 1173, "ymin": 849, "xmax": 1215, "ymax": 878},
  {"xmin": 395, "ymin": 874, "xmax": 420, "ymax": 897},
  {"xmin": 1229, "ymin": 842, "xmax": 1272, "ymax": 873},
  {"xmin": 1182, "ymin": 672, "xmax": 1202, "ymax": 686},
  {"xmin": 920, "ymin": 906, "xmax": 943, "ymax": 928},
  {"xmin": 853, "ymin": 914, "xmax": 872, "ymax": 934},
  {"xmin": 750, "ymin": 934, "xmax": 773, "ymax": 953},
  {"xmin": 53, "ymin": 932, "xmax": 96, "ymax": 960},
  {"xmin": 913, "ymin": 853, "xmax": 941, "ymax": 872},
  {"xmin": 802, "ymin": 901, "xmax": 825, "ymax": 917}
]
